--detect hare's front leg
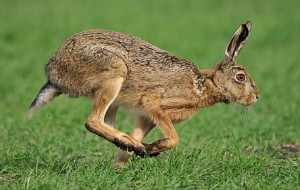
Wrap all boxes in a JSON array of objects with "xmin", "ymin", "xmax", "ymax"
[
  {"xmin": 143, "ymin": 109, "xmax": 179, "ymax": 156},
  {"xmin": 85, "ymin": 77, "xmax": 146, "ymax": 156},
  {"xmin": 113, "ymin": 116, "xmax": 155, "ymax": 169}
]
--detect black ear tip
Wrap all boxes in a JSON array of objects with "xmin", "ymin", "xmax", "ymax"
[
  {"xmin": 240, "ymin": 25, "xmax": 249, "ymax": 41},
  {"xmin": 242, "ymin": 24, "xmax": 248, "ymax": 31}
]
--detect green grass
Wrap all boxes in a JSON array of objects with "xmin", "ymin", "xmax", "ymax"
[{"xmin": 0, "ymin": 0, "xmax": 299, "ymax": 189}]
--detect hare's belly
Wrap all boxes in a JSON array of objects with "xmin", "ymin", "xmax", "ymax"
[
  {"xmin": 115, "ymin": 101, "xmax": 197, "ymax": 124},
  {"xmin": 121, "ymin": 104, "xmax": 147, "ymax": 117},
  {"xmin": 114, "ymin": 91, "xmax": 199, "ymax": 124}
]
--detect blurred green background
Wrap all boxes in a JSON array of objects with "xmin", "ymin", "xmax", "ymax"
[{"xmin": 0, "ymin": 0, "xmax": 299, "ymax": 189}]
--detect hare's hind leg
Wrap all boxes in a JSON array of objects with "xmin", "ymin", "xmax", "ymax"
[
  {"xmin": 113, "ymin": 116, "xmax": 155, "ymax": 169},
  {"xmin": 85, "ymin": 78, "xmax": 146, "ymax": 156}
]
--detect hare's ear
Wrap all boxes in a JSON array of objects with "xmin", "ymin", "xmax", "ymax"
[{"xmin": 225, "ymin": 21, "xmax": 252, "ymax": 61}]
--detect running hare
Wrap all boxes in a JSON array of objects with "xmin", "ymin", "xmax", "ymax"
[{"xmin": 29, "ymin": 21, "xmax": 259, "ymax": 168}]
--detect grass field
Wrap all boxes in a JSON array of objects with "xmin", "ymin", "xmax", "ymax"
[{"xmin": 0, "ymin": 0, "xmax": 299, "ymax": 189}]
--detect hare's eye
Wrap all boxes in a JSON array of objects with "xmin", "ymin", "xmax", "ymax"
[{"xmin": 235, "ymin": 74, "xmax": 246, "ymax": 82}]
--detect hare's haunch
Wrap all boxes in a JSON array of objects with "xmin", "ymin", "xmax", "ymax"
[{"xmin": 29, "ymin": 21, "xmax": 259, "ymax": 169}]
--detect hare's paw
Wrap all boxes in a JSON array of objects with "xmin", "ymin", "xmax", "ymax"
[{"xmin": 112, "ymin": 135, "xmax": 146, "ymax": 156}]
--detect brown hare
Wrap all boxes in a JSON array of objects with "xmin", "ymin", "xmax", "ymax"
[{"xmin": 29, "ymin": 21, "xmax": 259, "ymax": 168}]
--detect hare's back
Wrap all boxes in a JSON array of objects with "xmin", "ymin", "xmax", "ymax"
[{"xmin": 45, "ymin": 29, "xmax": 197, "ymax": 98}]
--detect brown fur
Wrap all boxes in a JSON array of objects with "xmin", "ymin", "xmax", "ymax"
[{"xmin": 29, "ymin": 21, "xmax": 259, "ymax": 169}]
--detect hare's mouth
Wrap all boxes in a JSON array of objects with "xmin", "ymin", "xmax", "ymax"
[
  {"xmin": 223, "ymin": 99, "xmax": 231, "ymax": 104},
  {"xmin": 222, "ymin": 96, "xmax": 232, "ymax": 104}
]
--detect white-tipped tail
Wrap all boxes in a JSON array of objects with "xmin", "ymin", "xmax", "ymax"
[{"xmin": 28, "ymin": 82, "xmax": 61, "ymax": 118}]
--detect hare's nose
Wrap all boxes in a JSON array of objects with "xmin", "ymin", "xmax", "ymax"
[{"xmin": 256, "ymin": 93, "xmax": 260, "ymax": 100}]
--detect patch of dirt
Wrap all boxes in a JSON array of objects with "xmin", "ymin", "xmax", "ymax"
[
  {"xmin": 245, "ymin": 142, "xmax": 299, "ymax": 160},
  {"xmin": 280, "ymin": 143, "xmax": 300, "ymax": 153},
  {"xmin": 0, "ymin": 173, "xmax": 19, "ymax": 183}
]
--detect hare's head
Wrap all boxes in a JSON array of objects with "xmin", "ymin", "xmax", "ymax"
[{"xmin": 213, "ymin": 21, "xmax": 259, "ymax": 106}]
